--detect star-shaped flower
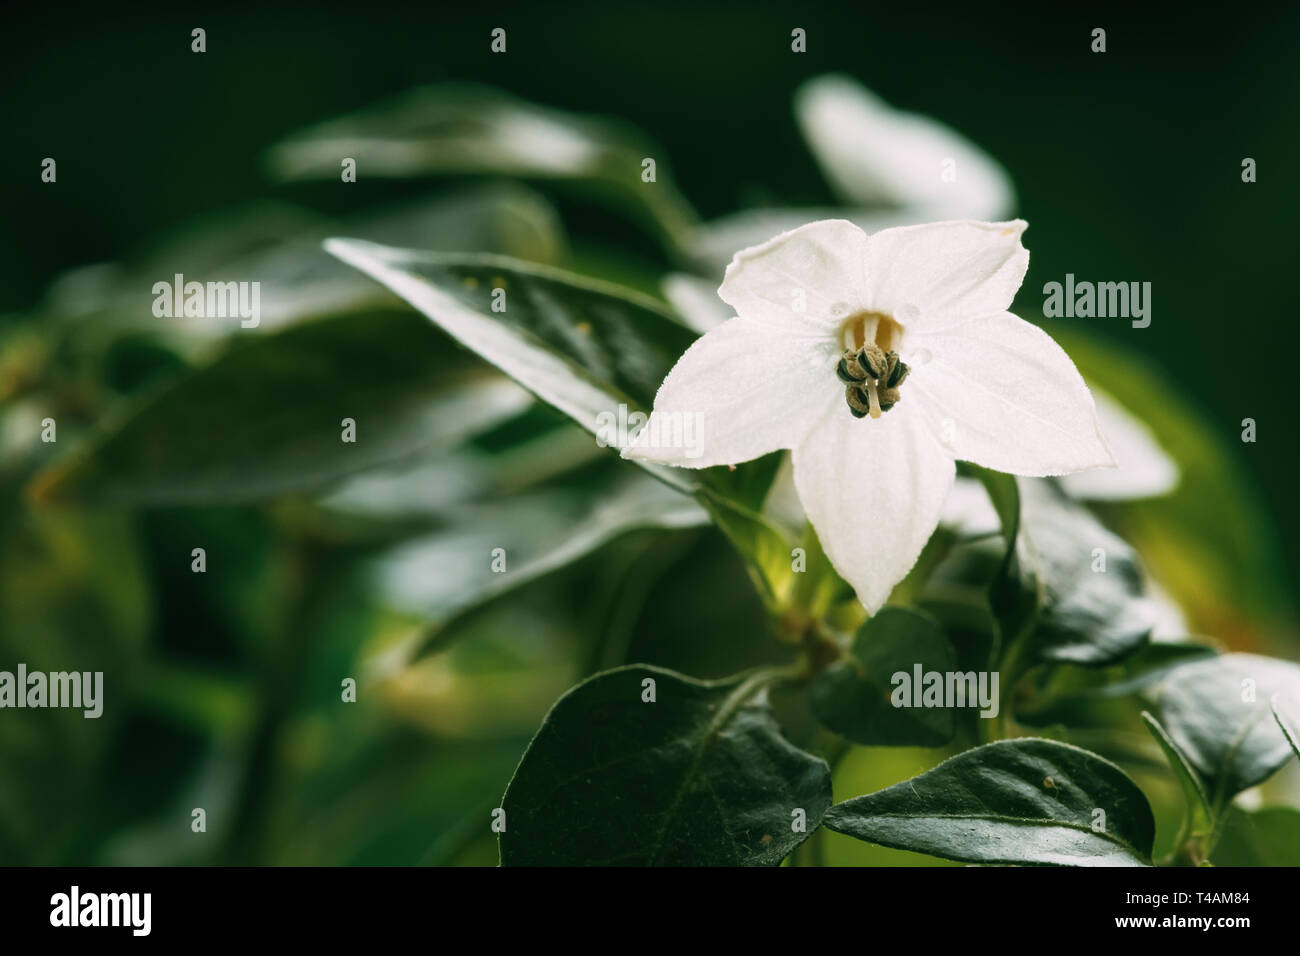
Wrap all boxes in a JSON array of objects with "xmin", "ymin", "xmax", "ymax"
[{"xmin": 625, "ymin": 219, "xmax": 1115, "ymax": 611}]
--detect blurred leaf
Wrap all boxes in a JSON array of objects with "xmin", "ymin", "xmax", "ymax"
[
  {"xmin": 364, "ymin": 468, "xmax": 707, "ymax": 669},
  {"xmin": 268, "ymin": 84, "xmax": 698, "ymax": 256},
  {"xmin": 1147, "ymin": 653, "xmax": 1300, "ymax": 808},
  {"xmin": 499, "ymin": 665, "xmax": 831, "ymax": 865},
  {"xmin": 0, "ymin": 506, "xmax": 149, "ymax": 863},
  {"xmin": 810, "ymin": 607, "xmax": 959, "ymax": 747},
  {"xmin": 823, "ymin": 738, "xmax": 1155, "ymax": 866},
  {"xmin": 315, "ymin": 420, "xmax": 601, "ymax": 526},
  {"xmin": 1211, "ymin": 806, "xmax": 1300, "ymax": 866},
  {"xmin": 28, "ymin": 310, "xmax": 530, "ymax": 506},
  {"xmin": 1140, "ymin": 711, "xmax": 1213, "ymax": 838},
  {"xmin": 1051, "ymin": 329, "xmax": 1293, "ymax": 640},
  {"xmin": 40, "ymin": 187, "xmax": 566, "ymax": 359}
]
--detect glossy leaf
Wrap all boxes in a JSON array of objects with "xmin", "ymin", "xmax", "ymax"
[
  {"xmin": 326, "ymin": 239, "xmax": 698, "ymax": 478},
  {"xmin": 499, "ymin": 665, "xmax": 831, "ymax": 866},
  {"xmin": 1140, "ymin": 711, "xmax": 1213, "ymax": 837},
  {"xmin": 810, "ymin": 607, "xmax": 961, "ymax": 747},
  {"xmin": 1147, "ymin": 653, "xmax": 1300, "ymax": 807},
  {"xmin": 823, "ymin": 738, "xmax": 1156, "ymax": 866},
  {"xmin": 972, "ymin": 470, "xmax": 1156, "ymax": 669}
]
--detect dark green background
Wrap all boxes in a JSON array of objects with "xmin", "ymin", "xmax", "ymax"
[{"xmin": 4, "ymin": 2, "xmax": 1297, "ymax": 586}]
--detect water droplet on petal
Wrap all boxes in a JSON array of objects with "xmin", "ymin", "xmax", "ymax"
[
  {"xmin": 911, "ymin": 347, "xmax": 933, "ymax": 366},
  {"xmin": 899, "ymin": 304, "xmax": 920, "ymax": 322},
  {"xmin": 830, "ymin": 301, "xmax": 850, "ymax": 317}
]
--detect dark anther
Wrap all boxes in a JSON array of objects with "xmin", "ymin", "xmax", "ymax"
[
  {"xmin": 845, "ymin": 384, "xmax": 871, "ymax": 417},
  {"xmin": 856, "ymin": 344, "xmax": 886, "ymax": 379},
  {"xmin": 836, "ymin": 354, "xmax": 865, "ymax": 383},
  {"xmin": 885, "ymin": 353, "xmax": 910, "ymax": 389}
]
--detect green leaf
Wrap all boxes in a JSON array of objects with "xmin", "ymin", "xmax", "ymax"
[
  {"xmin": 324, "ymin": 240, "xmax": 808, "ymax": 612},
  {"xmin": 268, "ymin": 84, "xmax": 699, "ymax": 255},
  {"xmin": 810, "ymin": 607, "xmax": 961, "ymax": 747},
  {"xmin": 499, "ymin": 665, "xmax": 831, "ymax": 865},
  {"xmin": 364, "ymin": 469, "xmax": 709, "ymax": 668},
  {"xmin": 1274, "ymin": 698, "xmax": 1300, "ymax": 762},
  {"xmin": 1147, "ymin": 653, "xmax": 1300, "ymax": 808},
  {"xmin": 1211, "ymin": 806, "xmax": 1300, "ymax": 866},
  {"xmin": 325, "ymin": 240, "xmax": 696, "ymax": 476},
  {"xmin": 823, "ymin": 738, "xmax": 1156, "ymax": 866},
  {"xmin": 1140, "ymin": 711, "xmax": 1213, "ymax": 837},
  {"xmin": 696, "ymin": 485, "xmax": 799, "ymax": 614},
  {"xmin": 29, "ymin": 310, "xmax": 529, "ymax": 506},
  {"xmin": 966, "ymin": 468, "xmax": 1034, "ymax": 636},
  {"xmin": 1013, "ymin": 641, "xmax": 1219, "ymax": 730},
  {"xmin": 971, "ymin": 471, "xmax": 1155, "ymax": 669}
]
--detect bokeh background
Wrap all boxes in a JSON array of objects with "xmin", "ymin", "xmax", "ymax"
[{"xmin": 1, "ymin": 3, "xmax": 1296, "ymax": 865}]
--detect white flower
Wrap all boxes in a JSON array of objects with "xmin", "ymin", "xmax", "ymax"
[{"xmin": 627, "ymin": 218, "xmax": 1115, "ymax": 612}]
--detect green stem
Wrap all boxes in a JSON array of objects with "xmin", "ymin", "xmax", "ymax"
[{"xmin": 221, "ymin": 531, "xmax": 322, "ymax": 864}]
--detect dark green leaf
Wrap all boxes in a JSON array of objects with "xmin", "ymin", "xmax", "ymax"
[
  {"xmin": 971, "ymin": 471, "xmax": 1155, "ymax": 668},
  {"xmin": 810, "ymin": 607, "xmax": 961, "ymax": 746},
  {"xmin": 1147, "ymin": 653, "xmax": 1300, "ymax": 808},
  {"xmin": 326, "ymin": 241, "xmax": 694, "ymax": 418},
  {"xmin": 1013, "ymin": 640, "xmax": 1219, "ymax": 730},
  {"xmin": 823, "ymin": 738, "xmax": 1156, "ymax": 866},
  {"xmin": 500, "ymin": 665, "xmax": 831, "ymax": 865},
  {"xmin": 1140, "ymin": 711, "xmax": 1213, "ymax": 836}
]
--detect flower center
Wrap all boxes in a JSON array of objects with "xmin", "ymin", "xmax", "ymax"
[{"xmin": 835, "ymin": 312, "xmax": 910, "ymax": 419}]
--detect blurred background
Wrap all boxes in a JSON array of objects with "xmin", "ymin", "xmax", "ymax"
[{"xmin": 1, "ymin": 3, "xmax": 1296, "ymax": 865}]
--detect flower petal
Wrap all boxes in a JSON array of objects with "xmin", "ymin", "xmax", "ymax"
[
  {"xmin": 690, "ymin": 208, "xmax": 927, "ymax": 277},
  {"xmin": 792, "ymin": 399, "xmax": 955, "ymax": 612},
  {"xmin": 906, "ymin": 312, "xmax": 1116, "ymax": 475},
  {"xmin": 718, "ymin": 219, "xmax": 869, "ymax": 330},
  {"xmin": 661, "ymin": 273, "xmax": 731, "ymax": 333},
  {"xmin": 863, "ymin": 219, "xmax": 1029, "ymax": 330},
  {"xmin": 622, "ymin": 315, "xmax": 840, "ymax": 468},
  {"xmin": 794, "ymin": 74, "xmax": 1014, "ymax": 219}
]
